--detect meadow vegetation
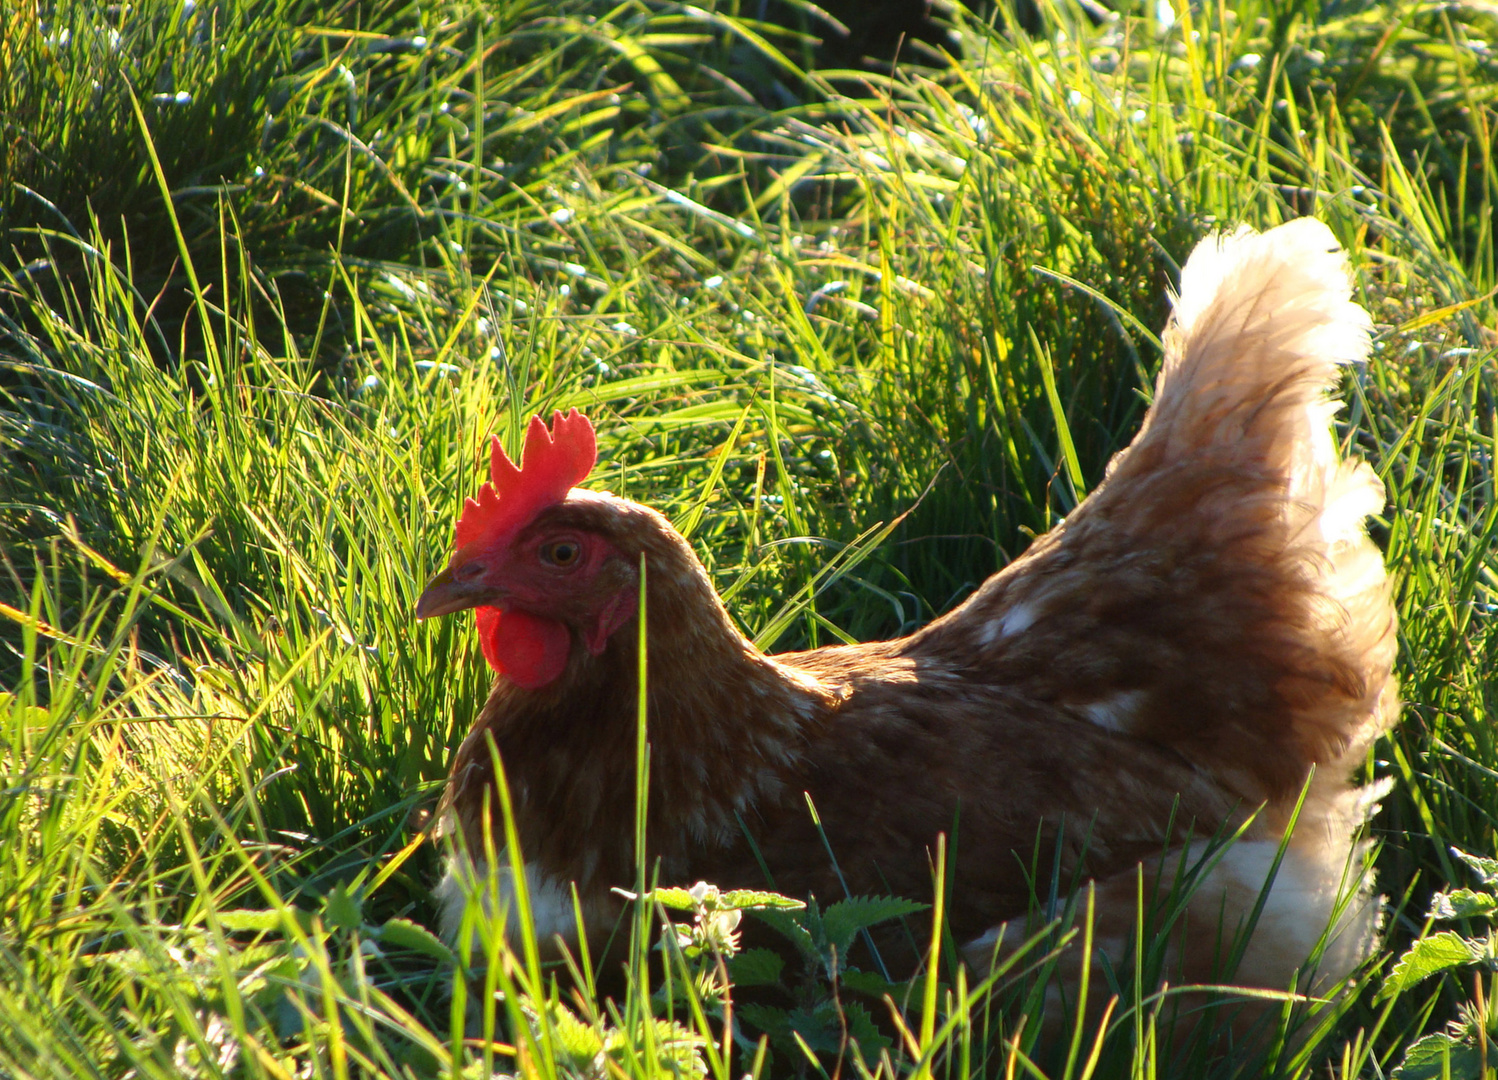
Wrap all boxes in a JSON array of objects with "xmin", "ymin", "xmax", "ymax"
[{"xmin": 2, "ymin": 0, "xmax": 1497, "ymax": 1075}]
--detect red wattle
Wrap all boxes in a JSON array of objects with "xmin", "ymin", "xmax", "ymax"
[{"xmin": 475, "ymin": 606, "xmax": 572, "ymax": 689}]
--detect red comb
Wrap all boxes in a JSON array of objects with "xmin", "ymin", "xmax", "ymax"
[{"xmin": 453, "ymin": 409, "xmax": 597, "ymax": 549}]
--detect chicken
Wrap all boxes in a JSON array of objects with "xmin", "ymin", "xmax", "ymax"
[{"xmin": 416, "ymin": 218, "xmax": 1396, "ymax": 1002}]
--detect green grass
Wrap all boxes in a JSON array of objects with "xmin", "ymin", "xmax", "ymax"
[{"xmin": 2, "ymin": 0, "xmax": 1497, "ymax": 1075}]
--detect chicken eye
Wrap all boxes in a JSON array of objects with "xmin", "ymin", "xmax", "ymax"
[{"xmin": 540, "ymin": 540, "xmax": 581, "ymax": 568}]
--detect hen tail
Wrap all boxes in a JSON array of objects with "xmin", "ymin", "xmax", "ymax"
[
  {"xmin": 1133, "ymin": 217, "xmax": 1395, "ymax": 801},
  {"xmin": 1145, "ymin": 218, "xmax": 1396, "ymax": 990},
  {"xmin": 947, "ymin": 217, "xmax": 1397, "ymax": 991},
  {"xmin": 946, "ymin": 216, "xmax": 1396, "ymax": 806}
]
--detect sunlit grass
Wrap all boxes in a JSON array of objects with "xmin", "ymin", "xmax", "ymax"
[{"xmin": 2, "ymin": 0, "xmax": 1497, "ymax": 1075}]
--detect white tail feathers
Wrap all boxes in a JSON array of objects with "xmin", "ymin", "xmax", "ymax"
[
  {"xmin": 1172, "ymin": 219, "xmax": 1372, "ymax": 360},
  {"xmin": 1142, "ymin": 218, "xmax": 1374, "ymax": 468}
]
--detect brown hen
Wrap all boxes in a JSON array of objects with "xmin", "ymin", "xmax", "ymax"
[{"xmin": 416, "ymin": 218, "xmax": 1396, "ymax": 999}]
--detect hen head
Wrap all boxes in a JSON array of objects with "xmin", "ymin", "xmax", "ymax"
[{"xmin": 415, "ymin": 409, "xmax": 640, "ymax": 690}]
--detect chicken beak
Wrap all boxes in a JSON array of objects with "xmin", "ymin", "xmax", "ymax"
[{"xmin": 416, "ymin": 564, "xmax": 496, "ymax": 620}]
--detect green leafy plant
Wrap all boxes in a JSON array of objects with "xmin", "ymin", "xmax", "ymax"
[
  {"xmin": 1384, "ymin": 849, "xmax": 1498, "ymax": 1080},
  {"xmin": 641, "ymin": 883, "xmax": 802, "ymax": 1018},
  {"xmin": 639, "ymin": 880, "xmax": 927, "ymax": 1064},
  {"xmin": 739, "ymin": 894, "xmax": 928, "ymax": 1061}
]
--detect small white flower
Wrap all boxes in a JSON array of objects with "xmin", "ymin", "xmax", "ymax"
[{"xmin": 702, "ymin": 907, "xmax": 742, "ymax": 951}]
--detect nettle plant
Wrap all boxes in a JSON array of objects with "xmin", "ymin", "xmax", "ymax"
[
  {"xmin": 641, "ymin": 883, "xmax": 927, "ymax": 1065},
  {"xmin": 1384, "ymin": 848, "xmax": 1498, "ymax": 1080}
]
